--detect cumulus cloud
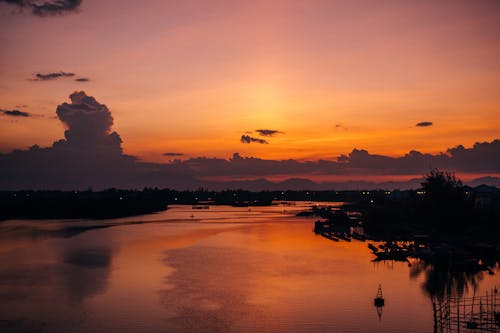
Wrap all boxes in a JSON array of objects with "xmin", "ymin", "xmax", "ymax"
[
  {"xmin": 0, "ymin": 0, "xmax": 82, "ymax": 16},
  {"xmin": 240, "ymin": 135, "xmax": 268, "ymax": 144},
  {"xmin": 163, "ymin": 152, "xmax": 184, "ymax": 157},
  {"xmin": 75, "ymin": 77, "xmax": 90, "ymax": 82},
  {"xmin": 0, "ymin": 91, "xmax": 197, "ymax": 190},
  {"xmin": 33, "ymin": 71, "xmax": 75, "ymax": 81},
  {"xmin": 255, "ymin": 129, "xmax": 283, "ymax": 137},
  {"xmin": 55, "ymin": 91, "xmax": 122, "ymax": 152},
  {"xmin": 1, "ymin": 109, "xmax": 30, "ymax": 117},
  {"xmin": 416, "ymin": 121, "xmax": 433, "ymax": 127}
]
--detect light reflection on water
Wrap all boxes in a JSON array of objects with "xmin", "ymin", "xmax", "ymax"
[{"xmin": 0, "ymin": 204, "xmax": 498, "ymax": 333}]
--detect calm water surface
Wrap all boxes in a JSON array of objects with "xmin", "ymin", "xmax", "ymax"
[{"xmin": 0, "ymin": 203, "xmax": 498, "ymax": 333}]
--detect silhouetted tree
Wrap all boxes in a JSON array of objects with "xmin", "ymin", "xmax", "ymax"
[
  {"xmin": 420, "ymin": 169, "xmax": 469, "ymax": 233},
  {"xmin": 421, "ymin": 169, "xmax": 464, "ymax": 201}
]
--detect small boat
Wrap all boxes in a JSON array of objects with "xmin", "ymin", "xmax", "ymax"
[
  {"xmin": 321, "ymin": 232, "xmax": 339, "ymax": 241},
  {"xmin": 335, "ymin": 232, "xmax": 351, "ymax": 242},
  {"xmin": 192, "ymin": 205, "xmax": 209, "ymax": 209},
  {"xmin": 466, "ymin": 321, "xmax": 478, "ymax": 329},
  {"xmin": 314, "ymin": 220, "xmax": 329, "ymax": 233}
]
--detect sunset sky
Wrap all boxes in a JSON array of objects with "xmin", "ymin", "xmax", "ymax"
[{"xmin": 1, "ymin": 0, "xmax": 500, "ymax": 189}]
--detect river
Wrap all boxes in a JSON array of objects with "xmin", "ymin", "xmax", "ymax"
[{"xmin": 0, "ymin": 203, "xmax": 498, "ymax": 332}]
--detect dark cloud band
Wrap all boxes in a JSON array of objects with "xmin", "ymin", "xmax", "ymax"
[
  {"xmin": 255, "ymin": 129, "xmax": 283, "ymax": 137},
  {"xmin": 0, "ymin": 0, "xmax": 82, "ymax": 16},
  {"xmin": 1, "ymin": 109, "xmax": 30, "ymax": 117},
  {"xmin": 240, "ymin": 135, "xmax": 268, "ymax": 144},
  {"xmin": 416, "ymin": 121, "xmax": 433, "ymax": 127},
  {"xmin": 33, "ymin": 71, "xmax": 75, "ymax": 81}
]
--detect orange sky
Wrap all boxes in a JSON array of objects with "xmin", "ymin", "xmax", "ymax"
[{"xmin": 1, "ymin": 0, "xmax": 499, "ymax": 163}]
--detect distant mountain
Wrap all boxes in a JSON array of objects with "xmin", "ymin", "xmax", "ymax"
[
  {"xmin": 202, "ymin": 176, "xmax": 499, "ymax": 191},
  {"xmin": 466, "ymin": 176, "xmax": 500, "ymax": 188}
]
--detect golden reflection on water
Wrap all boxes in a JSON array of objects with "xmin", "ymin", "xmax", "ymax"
[{"xmin": 0, "ymin": 204, "xmax": 498, "ymax": 333}]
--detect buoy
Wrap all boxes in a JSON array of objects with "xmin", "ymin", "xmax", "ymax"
[
  {"xmin": 374, "ymin": 284, "xmax": 385, "ymax": 307},
  {"xmin": 374, "ymin": 284, "xmax": 385, "ymax": 321}
]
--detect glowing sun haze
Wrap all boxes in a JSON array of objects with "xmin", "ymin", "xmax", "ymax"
[{"xmin": 1, "ymin": 0, "xmax": 500, "ymax": 188}]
